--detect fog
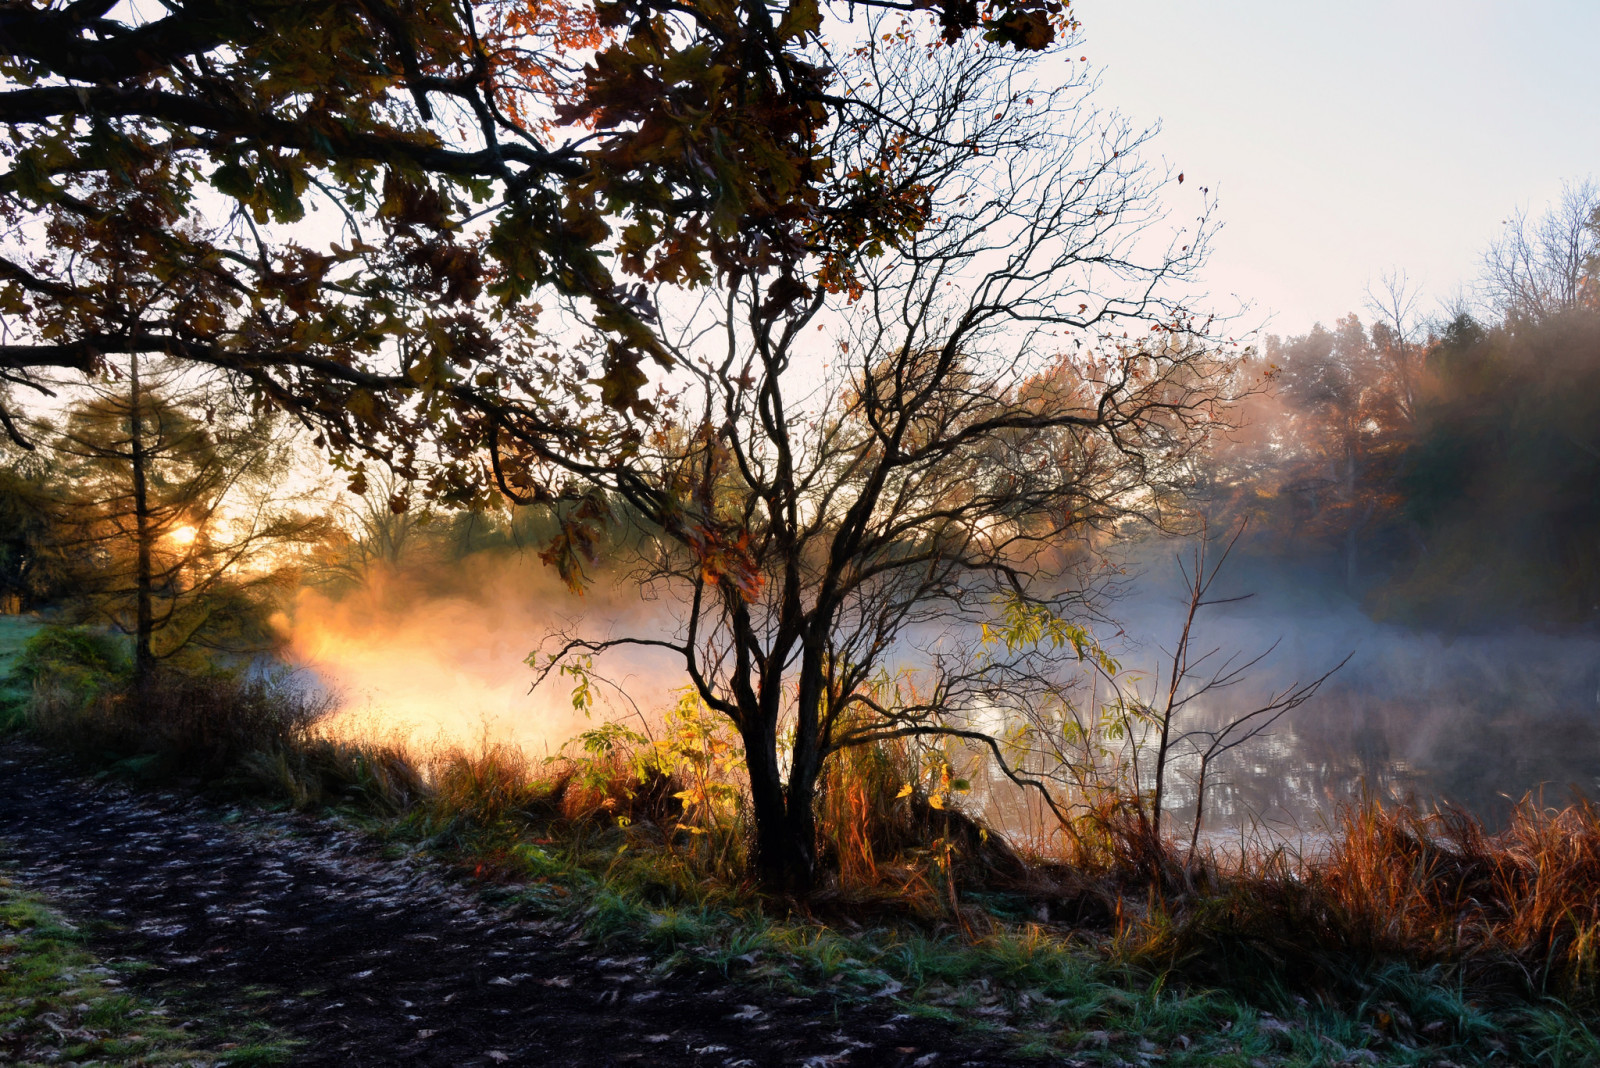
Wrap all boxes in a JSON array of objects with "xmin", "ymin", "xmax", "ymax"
[
  {"xmin": 281, "ymin": 552, "xmax": 683, "ymax": 758},
  {"xmin": 275, "ymin": 265, "xmax": 1600, "ymax": 839},
  {"xmin": 1097, "ymin": 554, "xmax": 1600, "ymax": 837},
  {"xmin": 276, "ymin": 524, "xmax": 1600, "ymax": 848}
]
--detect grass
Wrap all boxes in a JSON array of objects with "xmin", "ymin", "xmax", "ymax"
[
  {"xmin": 433, "ymin": 805, "xmax": 1600, "ymax": 1067},
  {"xmin": 11, "ymin": 626, "xmax": 1600, "ymax": 1065},
  {"xmin": 0, "ymin": 873, "xmax": 294, "ymax": 1066},
  {"xmin": 0, "ymin": 614, "xmax": 40, "ymax": 729},
  {"xmin": 1118, "ymin": 798, "xmax": 1600, "ymax": 1014}
]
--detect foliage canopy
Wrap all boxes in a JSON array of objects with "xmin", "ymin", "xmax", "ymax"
[{"xmin": 0, "ymin": 0, "xmax": 1072, "ymax": 505}]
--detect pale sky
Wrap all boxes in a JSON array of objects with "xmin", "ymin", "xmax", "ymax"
[{"xmin": 1071, "ymin": 0, "xmax": 1600, "ymax": 335}]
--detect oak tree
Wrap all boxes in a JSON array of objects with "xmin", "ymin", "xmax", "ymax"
[{"xmin": 0, "ymin": 0, "xmax": 1071, "ymax": 506}]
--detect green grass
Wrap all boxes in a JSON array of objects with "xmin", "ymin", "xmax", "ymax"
[
  {"xmin": 397, "ymin": 816, "xmax": 1598, "ymax": 1068},
  {"xmin": 0, "ymin": 615, "xmax": 40, "ymax": 729},
  {"xmin": 0, "ymin": 873, "xmax": 294, "ymax": 1066}
]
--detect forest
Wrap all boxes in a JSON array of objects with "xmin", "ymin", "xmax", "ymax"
[{"xmin": 0, "ymin": 2, "xmax": 1598, "ymax": 1066}]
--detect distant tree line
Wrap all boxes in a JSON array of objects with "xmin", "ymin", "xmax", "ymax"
[{"xmin": 1200, "ymin": 180, "xmax": 1600, "ymax": 627}]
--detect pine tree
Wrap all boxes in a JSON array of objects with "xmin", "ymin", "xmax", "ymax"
[{"xmin": 49, "ymin": 359, "xmax": 329, "ymax": 695}]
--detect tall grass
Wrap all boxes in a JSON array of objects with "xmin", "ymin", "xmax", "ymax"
[
  {"xmin": 1111, "ymin": 796, "xmax": 1600, "ymax": 1010},
  {"xmin": 813, "ymin": 729, "xmax": 1030, "ymax": 924}
]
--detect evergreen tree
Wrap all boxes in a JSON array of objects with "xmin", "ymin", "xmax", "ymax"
[{"xmin": 49, "ymin": 360, "xmax": 330, "ymax": 693}]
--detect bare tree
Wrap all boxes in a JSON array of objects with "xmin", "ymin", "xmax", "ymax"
[
  {"xmin": 1150, "ymin": 526, "xmax": 1347, "ymax": 853},
  {"xmin": 998, "ymin": 522, "xmax": 1347, "ymax": 859},
  {"xmin": 530, "ymin": 32, "xmax": 1243, "ymax": 893},
  {"xmin": 324, "ymin": 466, "xmax": 439, "ymax": 581},
  {"xmin": 1481, "ymin": 178, "xmax": 1600, "ymax": 324},
  {"xmin": 1364, "ymin": 269, "xmax": 1428, "ymax": 424}
]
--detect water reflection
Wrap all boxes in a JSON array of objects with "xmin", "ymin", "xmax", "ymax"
[{"xmin": 974, "ymin": 582, "xmax": 1600, "ymax": 843}]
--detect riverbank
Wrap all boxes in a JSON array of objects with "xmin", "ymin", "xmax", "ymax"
[
  {"xmin": 5, "ymin": 619, "xmax": 1600, "ymax": 1065},
  {"xmin": 6, "ymin": 734, "xmax": 1600, "ymax": 1066}
]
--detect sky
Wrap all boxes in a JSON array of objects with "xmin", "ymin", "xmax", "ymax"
[{"xmin": 1070, "ymin": 0, "xmax": 1600, "ymax": 336}]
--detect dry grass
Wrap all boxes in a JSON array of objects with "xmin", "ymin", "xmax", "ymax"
[
  {"xmin": 245, "ymin": 734, "xmax": 427, "ymax": 813},
  {"xmin": 809, "ymin": 732, "xmax": 1029, "ymax": 926},
  {"xmin": 1100, "ymin": 796, "xmax": 1600, "ymax": 1009},
  {"xmin": 425, "ymin": 741, "xmax": 555, "ymax": 826}
]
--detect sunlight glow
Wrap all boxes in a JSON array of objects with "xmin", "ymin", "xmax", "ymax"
[{"xmin": 168, "ymin": 525, "xmax": 199, "ymax": 546}]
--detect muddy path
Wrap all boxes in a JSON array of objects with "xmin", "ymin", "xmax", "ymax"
[{"xmin": 0, "ymin": 744, "xmax": 1049, "ymax": 1067}]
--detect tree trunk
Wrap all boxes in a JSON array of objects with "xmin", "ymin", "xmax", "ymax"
[
  {"xmin": 780, "ymin": 758, "xmax": 819, "ymax": 894},
  {"xmin": 1188, "ymin": 756, "xmax": 1209, "ymax": 854},
  {"xmin": 740, "ymin": 719, "xmax": 794, "ymax": 891},
  {"xmin": 128, "ymin": 355, "xmax": 155, "ymax": 700},
  {"xmin": 741, "ymin": 721, "xmax": 818, "ymax": 896},
  {"xmin": 1150, "ymin": 714, "xmax": 1172, "ymax": 839},
  {"xmin": 777, "ymin": 639, "xmax": 828, "ymax": 895}
]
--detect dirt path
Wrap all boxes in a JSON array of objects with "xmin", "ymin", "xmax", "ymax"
[{"xmin": 0, "ymin": 744, "xmax": 1048, "ymax": 1067}]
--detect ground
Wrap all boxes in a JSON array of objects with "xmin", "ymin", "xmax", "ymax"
[{"xmin": 0, "ymin": 741, "xmax": 1048, "ymax": 1067}]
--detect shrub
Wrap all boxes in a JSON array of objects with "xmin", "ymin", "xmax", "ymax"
[
  {"xmin": 24, "ymin": 654, "xmax": 335, "ymax": 784},
  {"xmin": 815, "ymin": 729, "xmax": 1023, "ymax": 912},
  {"xmin": 11, "ymin": 624, "xmax": 129, "ymax": 698}
]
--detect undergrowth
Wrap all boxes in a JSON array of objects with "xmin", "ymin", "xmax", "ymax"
[{"xmin": 448, "ymin": 807, "xmax": 1600, "ymax": 1067}]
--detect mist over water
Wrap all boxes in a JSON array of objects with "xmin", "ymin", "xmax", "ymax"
[
  {"xmin": 278, "ymin": 542, "xmax": 1600, "ymax": 843},
  {"xmin": 1095, "ymin": 556, "xmax": 1600, "ymax": 837},
  {"xmin": 281, "ymin": 553, "xmax": 683, "ymax": 757}
]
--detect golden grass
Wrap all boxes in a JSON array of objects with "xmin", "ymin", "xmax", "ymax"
[{"xmin": 1094, "ymin": 795, "xmax": 1600, "ymax": 1006}]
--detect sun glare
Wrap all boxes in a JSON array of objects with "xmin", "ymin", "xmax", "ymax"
[{"xmin": 168, "ymin": 525, "xmax": 199, "ymax": 546}]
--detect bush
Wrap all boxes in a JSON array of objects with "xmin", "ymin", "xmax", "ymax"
[
  {"xmin": 11, "ymin": 624, "xmax": 129, "ymax": 693},
  {"xmin": 24, "ymin": 653, "xmax": 334, "ymax": 782}
]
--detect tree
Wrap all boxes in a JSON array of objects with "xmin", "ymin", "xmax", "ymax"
[
  {"xmin": 1364, "ymin": 269, "xmax": 1429, "ymax": 424},
  {"xmin": 1481, "ymin": 178, "xmax": 1600, "ymax": 324},
  {"xmin": 1141, "ymin": 525, "xmax": 1345, "ymax": 853},
  {"xmin": 319, "ymin": 465, "xmax": 442, "ymax": 584},
  {"xmin": 533, "ymin": 34, "xmax": 1239, "ymax": 892},
  {"xmin": 0, "ymin": 0, "xmax": 1071, "ymax": 507},
  {"xmin": 1391, "ymin": 306, "xmax": 1600, "ymax": 625},
  {"xmin": 0, "ymin": 435, "xmax": 71, "ymax": 610},
  {"xmin": 1259, "ymin": 314, "xmax": 1413, "ymax": 592},
  {"xmin": 47, "ymin": 358, "xmax": 328, "ymax": 693}
]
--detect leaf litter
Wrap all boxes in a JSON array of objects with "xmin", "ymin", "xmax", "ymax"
[{"xmin": 0, "ymin": 743, "xmax": 1046, "ymax": 1066}]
